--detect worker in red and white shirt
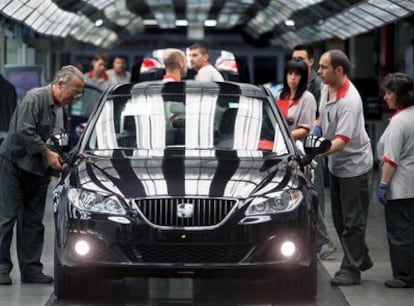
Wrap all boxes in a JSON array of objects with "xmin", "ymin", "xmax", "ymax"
[
  {"xmin": 276, "ymin": 59, "xmax": 316, "ymax": 140},
  {"xmin": 162, "ymin": 48, "xmax": 187, "ymax": 82},
  {"xmin": 84, "ymin": 53, "xmax": 115, "ymax": 91},
  {"xmin": 315, "ymin": 49, "xmax": 373, "ymax": 287},
  {"xmin": 377, "ymin": 72, "xmax": 414, "ymax": 288}
]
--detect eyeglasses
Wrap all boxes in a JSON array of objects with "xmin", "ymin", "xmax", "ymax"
[{"xmin": 71, "ymin": 89, "xmax": 83, "ymax": 99}]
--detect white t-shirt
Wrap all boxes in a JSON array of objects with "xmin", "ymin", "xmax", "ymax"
[
  {"xmin": 106, "ymin": 69, "xmax": 131, "ymax": 84},
  {"xmin": 195, "ymin": 65, "xmax": 224, "ymax": 81}
]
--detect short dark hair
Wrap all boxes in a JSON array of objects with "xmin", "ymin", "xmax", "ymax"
[
  {"xmin": 279, "ymin": 59, "xmax": 308, "ymax": 100},
  {"xmin": 93, "ymin": 52, "xmax": 109, "ymax": 63},
  {"xmin": 113, "ymin": 55, "xmax": 127, "ymax": 62},
  {"xmin": 292, "ymin": 44, "xmax": 314, "ymax": 59},
  {"xmin": 327, "ymin": 49, "xmax": 351, "ymax": 76},
  {"xmin": 189, "ymin": 42, "xmax": 209, "ymax": 55},
  {"xmin": 384, "ymin": 72, "xmax": 414, "ymax": 108}
]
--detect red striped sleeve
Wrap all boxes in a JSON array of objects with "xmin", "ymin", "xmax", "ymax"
[
  {"xmin": 335, "ymin": 135, "xmax": 350, "ymax": 143},
  {"xmin": 382, "ymin": 156, "xmax": 398, "ymax": 168}
]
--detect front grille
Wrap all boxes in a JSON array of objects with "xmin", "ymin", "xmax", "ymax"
[
  {"xmin": 120, "ymin": 244, "xmax": 252, "ymax": 263},
  {"xmin": 134, "ymin": 198, "xmax": 237, "ymax": 227}
]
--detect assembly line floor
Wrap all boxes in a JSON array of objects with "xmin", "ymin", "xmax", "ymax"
[{"xmin": 0, "ymin": 172, "xmax": 413, "ymax": 306}]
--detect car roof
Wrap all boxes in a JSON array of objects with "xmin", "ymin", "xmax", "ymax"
[{"xmin": 128, "ymin": 81, "xmax": 269, "ymax": 99}]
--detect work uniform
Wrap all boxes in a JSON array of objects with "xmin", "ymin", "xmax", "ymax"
[
  {"xmin": 0, "ymin": 85, "xmax": 62, "ymax": 277},
  {"xmin": 377, "ymin": 105, "xmax": 414, "ymax": 285},
  {"xmin": 319, "ymin": 79, "xmax": 373, "ymax": 276},
  {"xmin": 84, "ymin": 71, "xmax": 115, "ymax": 91},
  {"xmin": 277, "ymin": 90, "xmax": 316, "ymax": 132}
]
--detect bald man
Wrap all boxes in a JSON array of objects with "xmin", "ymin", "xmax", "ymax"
[{"xmin": 162, "ymin": 48, "xmax": 188, "ymax": 81}]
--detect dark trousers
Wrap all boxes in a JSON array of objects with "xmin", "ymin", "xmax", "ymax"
[
  {"xmin": 385, "ymin": 198, "xmax": 414, "ymax": 284},
  {"xmin": 314, "ymin": 157, "xmax": 330, "ymax": 250},
  {"xmin": 0, "ymin": 156, "xmax": 50, "ymax": 276},
  {"xmin": 330, "ymin": 172, "xmax": 371, "ymax": 275}
]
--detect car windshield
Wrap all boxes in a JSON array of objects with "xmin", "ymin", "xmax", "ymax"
[{"xmin": 84, "ymin": 86, "xmax": 288, "ymax": 156}]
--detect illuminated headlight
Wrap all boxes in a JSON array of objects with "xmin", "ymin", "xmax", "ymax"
[
  {"xmin": 280, "ymin": 241, "xmax": 296, "ymax": 257},
  {"xmin": 74, "ymin": 240, "xmax": 90, "ymax": 256},
  {"xmin": 67, "ymin": 188, "xmax": 126, "ymax": 215},
  {"xmin": 245, "ymin": 190, "xmax": 303, "ymax": 216}
]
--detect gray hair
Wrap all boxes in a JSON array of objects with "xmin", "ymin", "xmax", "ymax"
[{"xmin": 52, "ymin": 65, "xmax": 84, "ymax": 84}]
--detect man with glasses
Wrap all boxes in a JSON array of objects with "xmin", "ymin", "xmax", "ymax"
[
  {"xmin": 292, "ymin": 45, "xmax": 336, "ymax": 260},
  {"xmin": 0, "ymin": 65, "xmax": 84, "ymax": 285}
]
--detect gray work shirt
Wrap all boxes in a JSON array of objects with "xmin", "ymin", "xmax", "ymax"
[
  {"xmin": 377, "ymin": 105, "xmax": 414, "ymax": 199},
  {"xmin": 0, "ymin": 85, "xmax": 57, "ymax": 176},
  {"xmin": 286, "ymin": 90, "xmax": 317, "ymax": 132},
  {"xmin": 319, "ymin": 79, "xmax": 373, "ymax": 177}
]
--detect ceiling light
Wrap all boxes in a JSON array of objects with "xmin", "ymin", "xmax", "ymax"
[
  {"xmin": 204, "ymin": 19, "xmax": 217, "ymax": 27},
  {"xmin": 175, "ymin": 19, "xmax": 188, "ymax": 26},
  {"xmin": 285, "ymin": 19, "xmax": 295, "ymax": 27},
  {"xmin": 95, "ymin": 19, "xmax": 103, "ymax": 27}
]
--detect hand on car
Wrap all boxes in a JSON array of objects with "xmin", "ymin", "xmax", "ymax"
[
  {"xmin": 45, "ymin": 149, "xmax": 67, "ymax": 171},
  {"xmin": 377, "ymin": 182, "xmax": 388, "ymax": 205}
]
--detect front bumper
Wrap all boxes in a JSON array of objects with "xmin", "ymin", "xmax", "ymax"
[{"xmin": 55, "ymin": 205, "xmax": 315, "ymax": 278}]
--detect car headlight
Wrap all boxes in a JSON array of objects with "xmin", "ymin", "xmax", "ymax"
[
  {"xmin": 245, "ymin": 190, "xmax": 303, "ymax": 216},
  {"xmin": 67, "ymin": 188, "xmax": 126, "ymax": 215}
]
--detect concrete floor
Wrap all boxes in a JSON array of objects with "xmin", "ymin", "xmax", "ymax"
[{"xmin": 0, "ymin": 172, "xmax": 413, "ymax": 305}]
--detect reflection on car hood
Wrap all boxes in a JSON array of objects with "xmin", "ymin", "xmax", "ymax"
[{"xmin": 68, "ymin": 149, "xmax": 298, "ymax": 199}]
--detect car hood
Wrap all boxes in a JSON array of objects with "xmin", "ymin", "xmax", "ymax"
[{"xmin": 67, "ymin": 150, "xmax": 300, "ymax": 200}]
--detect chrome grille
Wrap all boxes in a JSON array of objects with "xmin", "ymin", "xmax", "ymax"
[{"xmin": 134, "ymin": 198, "xmax": 237, "ymax": 227}]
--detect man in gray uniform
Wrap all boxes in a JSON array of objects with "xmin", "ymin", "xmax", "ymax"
[
  {"xmin": 0, "ymin": 65, "xmax": 85, "ymax": 285},
  {"xmin": 292, "ymin": 45, "xmax": 336, "ymax": 260},
  {"xmin": 316, "ymin": 50, "xmax": 373, "ymax": 286}
]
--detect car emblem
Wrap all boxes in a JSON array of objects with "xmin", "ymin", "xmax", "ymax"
[{"xmin": 177, "ymin": 202, "xmax": 194, "ymax": 218}]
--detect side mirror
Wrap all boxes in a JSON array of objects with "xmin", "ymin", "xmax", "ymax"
[{"xmin": 300, "ymin": 135, "xmax": 331, "ymax": 166}]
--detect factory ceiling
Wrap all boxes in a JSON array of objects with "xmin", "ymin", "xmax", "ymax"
[{"xmin": 0, "ymin": 0, "xmax": 413, "ymax": 48}]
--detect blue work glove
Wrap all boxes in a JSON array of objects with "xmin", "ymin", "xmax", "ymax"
[
  {"xmin": 311, "ymin": 125, "xmax": 322, "ymax": 136},
  {"xmin": 377, "ymin": 182, "xmax": 388, "ymax": 205}
]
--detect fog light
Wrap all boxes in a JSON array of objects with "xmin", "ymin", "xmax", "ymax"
[
  {"xmin": 74, "ymin": 240, "xmax": 90, "ymax": 256},
  {"xmin": 280, "ymin": 241, "xmax": 296, "ymax": 257}
]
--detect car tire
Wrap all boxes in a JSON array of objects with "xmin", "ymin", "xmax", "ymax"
[{"xmin": 54, "ymin": 244, "xmax": 89, "ymax": 300}]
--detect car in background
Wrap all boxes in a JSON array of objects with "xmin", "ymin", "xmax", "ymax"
[
  {"xmin": 67, "ymin": 83, "xmax": 102, "ymax": 147},
  {"xmin": 137, "ymin": 49, "xmax": 246, "ymax": 82},
  {"xmin": 53, "ymin": 80, "xmax": 330, "ymax": 299}
]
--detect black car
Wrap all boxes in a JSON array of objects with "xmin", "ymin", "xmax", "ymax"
[{"xmin": 53, "ymin": 80, "xmax": 329, "ymax": 299}]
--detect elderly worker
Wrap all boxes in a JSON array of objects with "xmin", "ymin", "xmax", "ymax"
[{"xmin": 0, "ymin": 65, "xmax": 85, "ymax": 285}]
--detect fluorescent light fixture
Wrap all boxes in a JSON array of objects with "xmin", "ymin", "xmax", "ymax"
[
  {"xmin": 285, "ymin": 19, "xmax": 295, "ymax": 26},
  {"xmin": 204, "ymin": 19, "xmax": 217, "ymax": 27},
  {"xmin": 175, "ymin": 19, "xmax": 188, "ymax": 26}
]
